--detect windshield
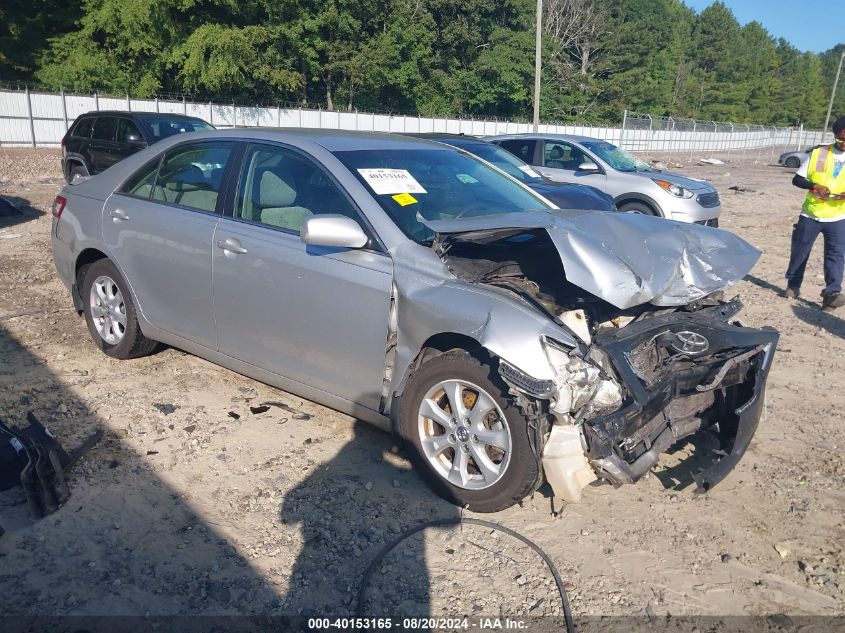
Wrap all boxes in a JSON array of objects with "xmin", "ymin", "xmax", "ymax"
[
  {"xmin": 441, "ymin": 139, "xmax": 544, "ymax": 184},
  {"xmin": 581, "ymin": 140, "xmax": 652, "ymax": 173},
  {"xmin": 139, "ymin": 117, "xmax": 215, "ymax": 141},
  {"xmin": 333, "ymin": 148, "xmax": 552, "ymax": 244}
]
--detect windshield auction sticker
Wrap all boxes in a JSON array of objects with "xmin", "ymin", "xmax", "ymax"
[
  {"xmin": 391, "ymin": 193, "xmax": 418, "ymax": 206},
  {"xmin": 358, "ymin": 169, "xmax": 428, "ymax": 195}
]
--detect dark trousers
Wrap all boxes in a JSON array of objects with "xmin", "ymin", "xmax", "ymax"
[{"xmin": 785, "ymin": 214, "xmax": 845, "ymax": 295}]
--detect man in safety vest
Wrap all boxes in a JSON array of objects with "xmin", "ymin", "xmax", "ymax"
[{"xmin": 784, "ymin": 117, "xmax": 845, "ymax": 311}]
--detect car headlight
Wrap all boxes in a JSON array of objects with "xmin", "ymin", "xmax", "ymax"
[{"xmin": 653, "ymin": 179, "xmax": 694, "ymax": 198}]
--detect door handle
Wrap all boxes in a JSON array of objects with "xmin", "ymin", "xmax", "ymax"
[
  {"xmin": 109, "ymin": 208, "xmax": 130, "ymax": 221},
  {"xmin": 216, "ymin": 238, "xmax": 248, "ymax": 255}
]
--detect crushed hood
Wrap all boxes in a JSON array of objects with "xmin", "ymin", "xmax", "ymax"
[{"xmin": 423, "ymin": 210, "xmax": 760, "ymax": 309}]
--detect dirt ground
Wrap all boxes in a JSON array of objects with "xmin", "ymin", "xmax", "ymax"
[{"xmin": 0, "ymin": 148, "xmax": 842, "ymax": 625}]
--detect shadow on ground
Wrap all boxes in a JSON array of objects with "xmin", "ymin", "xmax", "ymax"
[
  {"xmin": 0, "ymin": 196, "xmax": 45, "ymax": 230},
  {"xmin": 0, "ymin": 322, "xmax": 447, "ymax": 621},
  {"xmin": 792, "ymin": 304, "xmax": 845, "ymax": 340}
]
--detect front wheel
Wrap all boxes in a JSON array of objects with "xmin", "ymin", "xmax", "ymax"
[
  {"xmin": 618, "ymin": 201, "xmax": 658, "ymax": 216},
  {"xmin": 398, "ymin": 350, "xmax": 540, "ymax": 512},
  {"xmin": 80, "ymin": 259, "xmax": 157, "ymax": 359},
  {"xmin": 785, "ymin": 156, "xmax": 801, "ymax": 169}
]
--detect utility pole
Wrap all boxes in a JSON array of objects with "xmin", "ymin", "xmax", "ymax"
[
  {"xmin": 822, "ymin": 50, "xmax": 845, "ymax": 135},
  {"xmin": 533, "ymin": 0, "xmax": 542, "ymax": 132}
]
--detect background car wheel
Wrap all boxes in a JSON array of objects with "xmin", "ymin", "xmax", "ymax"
[
  {"xmin": 785, "ymin": 156, "xmax": 801, "ymax": 169},
  {"xmin": 618, "ymin": 201, "xmax": 658, "ymax": 216},
  {"xmin": 80, "ymin": 259, "xmax": 157, "ymax": 359},
  {"xmin": 398, "ymin": 350, "xmax": 540, "ymax": 512},
  {"xmin": 68, "ymin": 164, "xmax": 89, "ymax": 183}
]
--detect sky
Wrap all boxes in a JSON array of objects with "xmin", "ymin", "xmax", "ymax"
[{"xmin": 684, "ymin": 0, "xmax": 843, "ymax": 53}]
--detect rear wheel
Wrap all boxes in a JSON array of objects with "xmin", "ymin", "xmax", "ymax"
[
  {"xmin": 785, "ymin": 156, "xmax": 801, "ymax": 169},
  {"xmin": 68, "ymin": 163, "xmax": 89, "ymax": 183},
  {"xmin": 618, "ymin": 201, "xmax": 658, "ymax": 216},
  {"xmin": 398, "ymin": 350, "xmax": 540, "ymax": 512},
  {"xmin": 80, "ymin": 259, "xmax": 157, "ymax": 359}
]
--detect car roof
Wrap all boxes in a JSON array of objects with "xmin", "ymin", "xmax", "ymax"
[
  {"xmin": 489, "ymin": 133, "xmax": 601, "ymax": 144},
  {"xmin": 409, "ymin": 133, "xmax": 486, "ymax": 142},
  {"xmin": 161, "ymin": 128, "xmax": 453, "ymax": 152},
  {"xmin": 76, "ymin": 111, "xmax": 207, "ymax": 121}
]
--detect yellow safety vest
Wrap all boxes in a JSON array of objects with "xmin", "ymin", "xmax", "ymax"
[{"xmin": 803, "ymin": 145, "xmax": 845, "ymax": 220}]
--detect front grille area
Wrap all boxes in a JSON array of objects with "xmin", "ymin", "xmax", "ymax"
[
  {"xmin": 695, "ymin": 218, "xmax": 719, "ymax": 227},
  {"xmin": 697, "ymin": 192, "xmax": 720, "ymax": 208}
]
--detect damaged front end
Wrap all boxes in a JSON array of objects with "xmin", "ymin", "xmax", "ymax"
[{"xmin": 423, "ymin": 211, "xmax": 778, "ymax": 502}]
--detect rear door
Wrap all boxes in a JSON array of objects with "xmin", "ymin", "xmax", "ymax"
[
  {"xmin": 496, "ymin": 139, "xmax": 539, "ymax": 167},
  {"xmin": 88, "ymin": 117, "xmax": 119, "ymax": 173},
  {"xmin": 535, "ymin": 140, "xmax": 607, "ymax": 189},
  {"xmin": 212, "ymin": 142, "xmax": 392, "ymax": 409},
  {"xmin": 102, "ymin": 140, "xmax": 236, "ymax": 349}
]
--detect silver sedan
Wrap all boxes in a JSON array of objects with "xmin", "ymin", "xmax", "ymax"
[{"xmin": 51, "ymin": 129, "xmax": 778, "ymax": 511}]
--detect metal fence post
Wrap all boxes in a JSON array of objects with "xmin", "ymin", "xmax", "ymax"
[
  {"xmin": 620, "ymin": 109, "xmax": 627, "ymax": 150},
  {"xmin": 208, "ymin": 101, "xmax": 213, "ymax": 126},
  {"xmin": 689, "ymin": 121, "xmax": 696, "ymax": 162},
  {"xmin": 25, "ymin": 86, "xmax": 36, "ymax": 147},
  {"xmin": 94, "ymin": 92, "xmax": 99, "ymax": 111},
  {"xmin": 182, "ymin": 95, "xmax": 187, "ymax": 115},
  {"xmin": 276, "ymin": 104, "xmax": 281, "ymax": 128},
  {"xmin": 60, "ymin": 89, "xmax": 69, "ymax": 134},
  {"xmin": 796, "ymin": 123, "xmax": 803, "ymax": 150},
  {"xmin": 126, "ymin": 94, "xmax": 131, "ymax": 111},
  {"xmin": 647, "ymin": 114, "xmax": 653, "ymax": 160}
]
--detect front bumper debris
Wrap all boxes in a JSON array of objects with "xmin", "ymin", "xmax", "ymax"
[{"xmin": 565, "ymin": 301, "xmax": 778, "ymax": 496}]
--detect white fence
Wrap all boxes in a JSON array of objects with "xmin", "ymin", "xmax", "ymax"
[{"xmin": 0, "ymin": 88, "xmax": 829, "ymax": 161}]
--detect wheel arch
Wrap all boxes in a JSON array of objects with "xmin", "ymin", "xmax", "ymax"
[{"xmin": 614, "ymin": 193, "xmax": 664, "ymax": 217}]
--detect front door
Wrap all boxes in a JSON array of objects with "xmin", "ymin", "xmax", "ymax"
[
  {"xmin": 535, "ymin": 140, "xmax": 607, "ymax": 189},
  {"xmin": 212, "ymin": 142, "xmax": 392, "ymax": 410},
  {"xmin": 102, "ymin": 140, "xmax": 236, "ymax": 349}
]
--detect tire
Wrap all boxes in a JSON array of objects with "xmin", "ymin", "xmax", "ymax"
[
  {"xmin": 398, "ymin": 350, "xmax": 540, "ymax": 512},
  {"xmin": 80, "ymin": 259, "xmax": 157, "ymax": 359},
  {"xmin": 618, "ymin": 201, "xmax": 658, "ymax": 216},
  {"xmin": 67, "ymin": 163, "xmax": 89, "ymax": 183},
  {"xmin": 785, "ymin": 156, "xmax": 801, "ymax": 169}
]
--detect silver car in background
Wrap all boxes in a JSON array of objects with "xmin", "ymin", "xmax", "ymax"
[
  {"xmin": 51, "ymin": 129, "xmax": 776, "ymax": 511},
  {"xmin": 487, "ymin": 133, "xmax": 721, "ymax": 225}
]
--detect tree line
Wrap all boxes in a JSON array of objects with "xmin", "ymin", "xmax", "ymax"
[{"xmin": 1, "ymin": 0, "xmax": 842, "ymax": 127}]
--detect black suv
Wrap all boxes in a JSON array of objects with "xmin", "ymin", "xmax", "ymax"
[{"xmin": 61, "ymin": 111, "xmax": 214, "ymax": 183}]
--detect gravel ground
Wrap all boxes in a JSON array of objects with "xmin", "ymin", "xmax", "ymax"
[{"xmin": 0, "ymin": 149, "xmax": 842, "ymax": 625}]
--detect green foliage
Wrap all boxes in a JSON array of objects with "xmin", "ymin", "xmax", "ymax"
[{"xmin": 0, "ymin": 0, "xmax": 841, "ymax": 128}]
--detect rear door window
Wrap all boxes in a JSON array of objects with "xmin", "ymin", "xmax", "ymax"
[
  {"xmin": 120, "ymin": 157, "xmax": 162, "ymax": 199},
  {"xmin": 91, "ymin": 117, "xmax": 117, "ymax": 142},
  {"xmin": 151, "ymin": 142, "xmax": 233, "ymax": 213},
  {"xmin": 498, "ymin": 139, "xmax": 538, "ymax": 165},
  {"xmin": 72, "ymin": 118, "xmax": 94, "ymax": 138}
]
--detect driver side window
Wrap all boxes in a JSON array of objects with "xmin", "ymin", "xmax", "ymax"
[
  {"xmin": 236, "ymin": 144, "xmax": 361, "ymax": 234},
  {"xmin": 543, "ymin": 141, "xmax": 587, "ymax": 171}
]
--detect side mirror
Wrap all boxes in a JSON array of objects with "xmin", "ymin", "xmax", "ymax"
[
  {"xmin": 124, "ymin": 133, "xmax": 145, "ymax": 144},
  {"xmin": 300, "ymin": 215, "xmax": 368, "ymax": 249},
  {"xmin": 577, "ymin": 161, "xmax": 600, "ymax": 173}
]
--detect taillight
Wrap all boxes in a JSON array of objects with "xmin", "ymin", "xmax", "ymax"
[{"xmin": 52, "ymin": 195, "xmax": 67, "ymax": 219}]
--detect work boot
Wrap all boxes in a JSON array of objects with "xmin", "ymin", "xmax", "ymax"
[
  {"xmin": 783, "ymin": 286, "xmax": 800, "ymax": 299},
  {"xmin": 822, "ymin": 292, "xmax": 845, "ymax": 311}
]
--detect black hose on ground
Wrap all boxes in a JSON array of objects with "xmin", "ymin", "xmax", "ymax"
[{"xmin": 355, "ymin": 517, "xmax": 575, "ymax": 633}]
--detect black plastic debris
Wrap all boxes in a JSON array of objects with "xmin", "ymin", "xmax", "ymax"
[
  {"xmin": 249, "ymin": 405, "xmax": 270, "ymax": 415},
  {"xmin": 227, "ymin": 411, "xmax": 241, "ymax": 420},
  {"xmin": 153, "ymin": 403, "xmax": 179, "ymax": 415},
  {"xmin": 0, "ymin": 412, "xmax": 101, "ymax": 519},
  {"xmin": 260, "ymin": 401, "xmax": 312, "ymax": 420}
]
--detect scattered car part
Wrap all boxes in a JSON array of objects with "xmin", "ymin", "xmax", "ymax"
[
  {"xmin": 356, "ymin": 517, "xmax": 574, "ymax": 633},
  {"xmin": 0, "ymin": 412, "xmax": 101, "ymax": 519}
]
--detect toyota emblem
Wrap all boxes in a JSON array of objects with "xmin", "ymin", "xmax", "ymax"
[{"xmin": 671, "ymin": 331, "xmax": 710, "ymax": 354}]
